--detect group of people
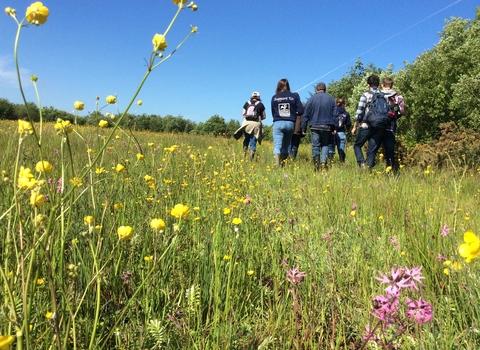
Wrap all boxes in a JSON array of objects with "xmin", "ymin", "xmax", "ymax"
[{"xmin": 234, "ymin": 74, "xmax": 404, "ymax": 172}]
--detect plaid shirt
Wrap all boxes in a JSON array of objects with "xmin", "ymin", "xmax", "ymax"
[{"xmin": 354, "ymin": 88, "xmax": 379, "ymax": 122}]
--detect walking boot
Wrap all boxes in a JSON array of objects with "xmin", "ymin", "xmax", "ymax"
[
  {"xmin": 250, "ymin": 150, "xmax": 256, "ymax": 161},
  {"xmin": 328, "ymin": 153, "xmax": 334, "ymax": 161},
  {"xmin": 290, "ymin": 149, "xmax": 298, "ymax": 161},
  {"xmin": 243, "ymin": 145, "xmax": 248, "ymax": 157},
  {"xmin": 274, "ymin": 154, "xmax": 281, "ymax": 167},
  {"xmin": 313, "ymin": 155, "xmax": 320, "ymax": 172},
  {"xmin": 280, "ymin": 154, "xmax": 289, "ymax": 167},
  {"xmin": 339, "ymin": 151, "xmax": 346, "ymax": 163}
]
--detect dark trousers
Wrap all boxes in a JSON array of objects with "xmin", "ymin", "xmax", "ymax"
[
  {"xmin": 382, "ymin": 129, "xmax": 396, "ymax": 170},
  {"xmin": 353, "ymin": 125, "xmax": 384, "ymax": 168}
]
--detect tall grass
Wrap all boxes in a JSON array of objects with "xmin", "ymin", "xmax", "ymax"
[{"xmin": 1, "ymin": 119, "xmax": 480, "ymax": 349}]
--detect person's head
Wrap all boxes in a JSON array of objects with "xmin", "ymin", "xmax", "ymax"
[
  {"xmin": 382, "ymin": 77, "xmax": 394, "ymax": 89},
  {"xmin": 251, "ymin": 91, "xmax": 261, "ymax": 101},
  {"xmin": 367, "ymin": 75, "xmax": 380, "ymax": 88},
  {"xmin": 336, "ymin": 98, "xmax": 346, "ymax": 107},
  {"xmin": 315, "ymin": 82, "xmax": 326, "ymax": 92},
  {"xmin": 276, "ymin": 78, "xmax": 290, "ymax": 94}
]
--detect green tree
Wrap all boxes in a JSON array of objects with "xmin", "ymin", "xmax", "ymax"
[{"xmin": 0, "ymin": 98, "xmax": 14, "ymax": 120}]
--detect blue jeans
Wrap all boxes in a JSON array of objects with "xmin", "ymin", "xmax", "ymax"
[
  {"xmin": 243, "ymin": 132, "xmax": 257, "ymax": 152},
  {"xmin": 273, "ymin": 120, "xmax": 295, "ymax": 154},
  {"xmin": 328, "ymin": 132, "xmax": 346, "ymax": 158},
  {"xmin": 353, "ymin": 124, "xmax": 384, "ymax": 168},
  {"xmin": 311, "ymin": 129, "xmax": 331, "ymax": 163}
]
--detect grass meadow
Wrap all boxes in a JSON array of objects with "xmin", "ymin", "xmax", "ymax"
[{"xmin": 1, "ymin": 119, "xmax": 480, "ymax": 349}]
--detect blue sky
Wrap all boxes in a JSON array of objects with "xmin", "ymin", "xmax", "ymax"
[{"xmin": 0, "ymin": 0, "xmax": 477, "ymax": 124}]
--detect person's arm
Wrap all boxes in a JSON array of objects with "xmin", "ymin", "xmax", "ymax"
[{"xmin": 351, "ymin": 93, "xmax": 367, "ymax": 135}]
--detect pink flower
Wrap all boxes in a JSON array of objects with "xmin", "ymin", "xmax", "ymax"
[
  {"xmin": 244, "ymin": 194, "xmax": 252, "ymax": 205},
  {"xmin": 405, "ymin": 296, "xmax": 433, "ymax": 324},
  {"xmin": 441, "ymin": 225, "xmax": 450, "ymax": 237},
  {"xmin": 286, "ymin": 267, "xmax": 307, "ymax": 285}
]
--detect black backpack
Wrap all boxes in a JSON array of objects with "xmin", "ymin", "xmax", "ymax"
[
  {"xmin": 245, "ymin": 100, "xmax": 260, "ymax": 121},
  {"xmin": 365, "ymin": 91, "xmax": 391, "ymax": 129}
]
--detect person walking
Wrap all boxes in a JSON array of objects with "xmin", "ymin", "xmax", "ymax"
[
  {"xmin": 351, "ymin": 74, "xmax": 386, "ymax": 169},
  {"xmin": 271, "ymin": 79, "xmax": 304, "ymax": 166},
  {"xmin": 380, "ymin": 77, "xmax": 404, "ymax": 172},
  {"xmin": 234, "ymin": 92, "xmax": 266, "ymax": 160},
  {"xmin": 301, "ymin": 82, "xmax": 337, "ymax": 171},
  {"xmin": 289, "ymin": 92, "xmax": 305, "ymax": 161},
  {"xmin": 328, "ymin": 98, "xmax": 351, "ymax": 162}
]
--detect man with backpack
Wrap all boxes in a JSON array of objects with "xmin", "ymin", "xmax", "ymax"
[
  {"xmin": 380, "ymin": 77, "xmax": 404, "ymax": 172},
  {"xmin": 351, "ymin": 74, "xmax": 390, "ymax": 169},
  {"xmin": 233, "ymin": 92, "xmax": 266, "ymax": 160}
]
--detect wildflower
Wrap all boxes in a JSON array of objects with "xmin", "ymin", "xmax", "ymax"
[
  {"xmin": 18, "ymin": 120, "xmax": 33, "ymax": 136},
  {"xmin": 152, "ymin": 33, "xmax": 168, "ymax": 52},
  {"xmin": 117, "ymin": 226, "xmax": 134, "ymax": 241},
  {"xmin": 95, "ymin": 167, "xmax": 104, "ymax": 174},
  {"xmin": 45, "ymin": 311, "xmax": 54, "ymax": 319},
  {"xmin": 150, "ymin": 218, "xmax": 166, "ymax": 232},
  {"xmin": 286, "ymin": 267, "xmax": 307, "ymax": 285},
  {"xmin": 34, "ymin": 214, "xmax": 47, "ymax": 227},
  {"xmin": 0, "ymin": 335, "xmax": 15, "ymax": 349},
  {"xmin": 136, "ymin": 100, "xmax": 143, "ymax": 106},
  {"xmin": 232, "ymin": 218, "xmax": 242, "ymax": 225},
  {"xmin": 35, "ymin": 160, "xmax": 53, "ymax": 173},
  {"xmin": 18, "ymin": 166, "xmax": 36, "ymax": 190},
  {"xmin": 405, "ymin": 297, "xmax": 433, "ymax": 324},
  {"xmin": 54, "ymin": 118, "xmax": 73, "ymax": 134},
  {"xmin": 136, "ymin": 153, "xmax": 145, "ymax": 160},
  {"xmin": 349, "ymin": 211, "xmax": 356, "ymax": 217},
  {"xmin": 74, "ymin": 101, "xmax": 84, "ymax": 111},
  {"xmin": 26, "ymin": 1, "xmax": 49, "ymax": 26},
  {"xmin": 171, "ymin": 204, "xmax": 190, "ymax": 219},
  {"xmin": 115, "ymin": 164, "xmax": 126, "ymax": 173},
  {"xmin": 223, "ymin": 255, "xmax": 231, "ymax": 260},
  {"xmin": 247, "ymin": 270, "xmax": 254, "ymax": 276},
  {"xmin": 5, "ymin": 7, "xmax": 17, "ymax": 16},
  {"xmin": 98, "ymin": 120, "xmax": 109, "ymax": 128},
  {"xmin": 374, "ymin": 267, "xmax": 415, "ymax": 295},
  {"xmin": 441, "ymin": 225, "xmax": 450, "ymax": 237},
  {"xmin": 458, "ymin": 230, "xmax": 480, "ymax": 263},
  {"xmin": 223, "ymin": 208, "xmax": 231, "ymax": 215},
  {"xmin": 390, "ymin": 237, "xmax": 400, "ymax": 250},
  {"xmin": 30, "ymin": 191, "xmax": 45, "ymax": 207},
  {"xmin": 106, "ymin": 95, "xmax": 116, "ymax": 104},
  {"xmin": 113, "ymin": 203, "xmax": 123, "ymax": 210},
  {"xmin": 69, "ymin": 177, "xmax": 83, "ymax": 187},
  {"xmin": 144, "ymin": 255, "xmax": 153, "ymax": 261},
  {"xmin": 172, "ymin": 0, "xmax": 188, "ymax": 5},
  {"xmin": 148, "ymin": 142, "xmax": 154, "ymax": 147},
  {"xmin": 36, "ymin": 278, "xmax": 45, "ymax": 285},
  {"xmin": 244, "ymin": 194, "xmax": 252, "ymax": 204},
  {"xmin": 84, "ymin": 216, "xmax": 94, "ymax": 225},
  {"xmin": 378, "ymin": 215, "xmax": 383, "ymax": 221}
]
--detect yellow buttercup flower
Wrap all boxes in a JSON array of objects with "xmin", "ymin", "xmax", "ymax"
[
  {"xmin": 18, "ymin": 166, "xmax": 36, "ymax": 190},
  {"xmin": 170, "ymin": 204, "xmax": 190, "ymax": 219},
  {"xmin": 35, "ymin": 160, "xmax": 53, "ymax": 173},
  {"xmin": 45, "ymin": 311, "xmax": 53, "ymax": 319},
  {"xmin": 459, "ymin": 230, "xmax": 480, "ymax": 263},
  {"xmin": 117, "ymin": 226, "xmax": 134, "ymax": 241},
  {"xmin": 172, "ymin": 0, "xmax": 188, "ymax": 5},
  {"xmin": 95, "ymin": 167, "xmax": 104, "ymax": 174},
  {"xmin": 18, "ymin": 120, "xmax": 34, "ymax": 136},
  {"xmin": 98, "ymin": 120, "xmax": 109, "ymax": 128},
  {"xmin": 74, "ymin": 101, "xmax": 84, "ymax": 111},
  {"xmin": 232, "ymin": 218, "xmax": 242, "ymax": 225},
  {"xmin": 223, "ymin": 208, "xmax": 231, "ymax": 215},
  {"xmin": 247, "ymin": 270, "xmax": 254, "ymax": 276},
  {"xmin": 0, "ymin": 335, "xmax": 15, "ymax": 349},
  {"xmin": 144, "ymin": 255, "xmax": 153, "ymax": 261},
  {"xmin": 150, "ymin": 218, "xmax": 166, "ymax": 231},
  {"xmin": 106, "ymin": 95, "xmax": 116, "ymax": 104},
  {"xmin": 36, "ymin": 278, "xmax": 45, "ymax": 285},
  {"xmin": 152, "ymin": 33, "xmax": 168, "ymax": 52},
  {"xmin": 30, "ymin": 191, "xmax": 45, "ymax": 207},
  {"xmin": 54, "ymin": 118, "xmax": 73, "ymax": 134},
  {"xmin": 84, "ymin": 216, "xmax": 94, "ymax": 225},
  {"xmin": 26, "ymin": 2, "xmax": 49, "ymax": 26},
  {"xmin": 136, "ymin": 153, "xmax": 145, "ymax": 160},
  {"xmin": 115, "ymin": 164, "xmax": 126, "ymax": 173},
  {"xmin": 69, "ymin": 177, "xmax": 83, "ymax": 187}
]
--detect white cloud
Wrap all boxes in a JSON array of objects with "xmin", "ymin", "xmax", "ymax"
[{"xmin": 0, "ymin": 56, "xmax": 31, "ymax": 88}]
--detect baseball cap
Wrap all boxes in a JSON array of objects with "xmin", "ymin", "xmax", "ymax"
[
  {"xmin": 316, "ymin": 82, "xmax": 326, "ymax": 91},
  {"xmin": 251, "ymin": 92, "xmax": 260, "ymax": 98}
]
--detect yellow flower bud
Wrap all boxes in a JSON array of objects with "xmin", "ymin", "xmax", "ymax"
[
  {"xmin": 98, "ymin": 120, "xmax": 109, "ymax": 128},
  {"xmin": 30, "ymin": 75, "xmax": 38, "ymax": 82},
  {"xmin": 26, "ymin": 2, "xmax": 49, "ymax": 26},
  {"xmin": 136, "ymin": 100, "xmax": 143, "ymax": 106}
]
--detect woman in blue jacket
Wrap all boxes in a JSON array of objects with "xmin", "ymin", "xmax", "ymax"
[{"xmin": 271, "ymin": 79, "xmax": 304, "ymax": 166}]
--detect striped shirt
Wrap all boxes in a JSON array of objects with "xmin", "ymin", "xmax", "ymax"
[{"xmin": 354, "ymin": 88, "xmax": 380, "ymax": 122}]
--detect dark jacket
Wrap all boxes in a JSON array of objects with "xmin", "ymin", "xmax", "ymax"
[
  {"xmin": 271, "ymin": 92, "xmax": 304, "ymax": 123},
  {"xmin": 334, "ymin": 107, "xmax": 352, "ymax": 132},
  {"xmin": 301, "ymin": 92, "xmax": 337, "ymax": 132}
]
